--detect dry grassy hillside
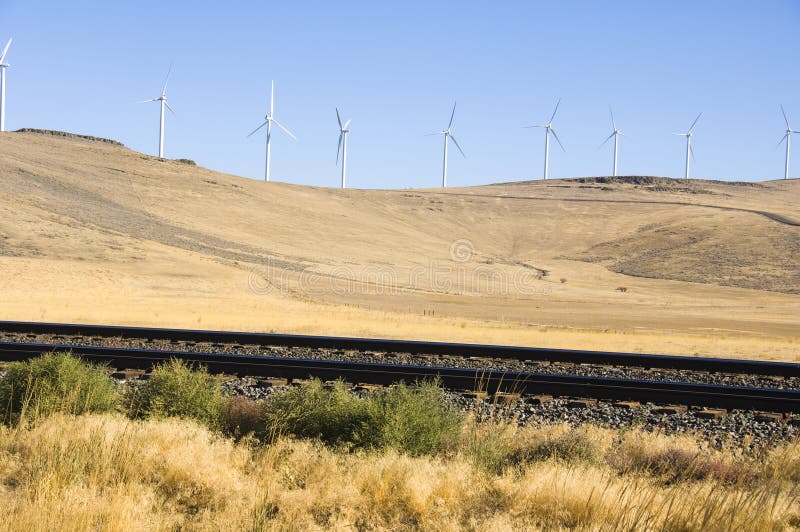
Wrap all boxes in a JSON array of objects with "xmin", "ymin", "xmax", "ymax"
[{"xmin": 0, "ymin": 130, "xmax": 798, "ymax": 358}]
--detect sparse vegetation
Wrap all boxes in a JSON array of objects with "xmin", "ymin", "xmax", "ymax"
[
  {"xmin": 0, "ymin": 352, "xmax": 118, "ymax": 424},
  {"xmin": 0, "ymin": 413, "xmax": 798, "ymax": 530},
  {"xmin": 0, "ymin": 357, "xmax": 799, "ymax": 528},
  {"xmin": 126, "ymin": 358, "xmax": 224, "ymax": 428},
  {"xmin": 261, "ymin": 379, "xmax": 461, "ymax": 455}
]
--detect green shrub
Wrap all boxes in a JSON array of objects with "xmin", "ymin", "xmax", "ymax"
[
  {"xmin": 0, "ymin": 352, "xmax": 118, "ymax": 424},
  {"xmin": 458, "ymin": 420, "xmax": 519, "ymax": 474},
  {"xmin": 362, "ymin": 381, "xmax": 462, "ymax": 456},
  {"xmin": 126, "ymin": 358, "xmax": 224, "ymax": 427},
  {"xmin": 261, "ymin": 380, "xmax": 370, "ymax": 447},
  {"xmin": 260, "ymin": 379, "xmax": 462, "ymax": 455}
]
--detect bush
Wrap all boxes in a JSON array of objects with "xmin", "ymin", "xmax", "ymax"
[
  {"xmin": 460, "ymin": 423, "xmax": 604, "ymax": 473},
  {"xmin": 261, "ymin": 380, "xmax": 371, "ymax": 447},
  {"xmin": 220, "ymin": 396, "xmax": 263, "ymax": 439},
  {"xmin": 458, "ymin": 420, "xmax": 519, "ymax": 474},
  {"xmin": 261, "ymin": 379, "xmax": 462, "ymax": 455},
  {"xmin": 0, "ymin": 352, "xmax": 118, "ymax": 424},
  {"xmin": 516, "ymin": 428, "xmax": 600, "ymax": 463},
  {"xmin": 127, "ymin": 358, "xmax": 224, "ymax": 428},
  {"xmin": 605, "ymin": 431, "xmax": 755, "ymax": 484},
  {"xmin": 362, "ymin": 381, "xmax": 462, "ymax": 456}
]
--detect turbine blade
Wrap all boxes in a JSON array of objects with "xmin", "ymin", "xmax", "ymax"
[
  {"xmin": 137, "ymin": 98, "xmax": 159, "ymax": 104},
  {"xmin": 690, "ymin": 144, "xmax": 696, "ymax": 162},
  {"xmin": 272, "ymin": 118, "xmax": 297, "ymax": 140},
  {"xmin": 165, "ymin": 101, "xmax": 176, "ymax": 115},
  {"xmin": 0, "ymin": 38, "xmax": 11, "ymax": 64},
  {"xmin": 337, "ymin": 132, "xmax": 343, "ymax": 164},
  {"xmin": 425, "ymin": 131, "xmax": 443, "ymax": 136},
  {"xmin": 448, "ymin": 102, "xmax": 457, "ymax": 129},
  {"xmin": 609, "ymin": 106, "xmax": 616, "ymax": 131},
  {"xmin": 270, "ymin": 81, "xmax": 275, "ymax": 116},
  {"xmin": 343, "ymin": 119, "xmax": 351, "ymax": 130},
  {"xmin": 688, "ymin": 112, "xmax": 702, "ymax": 132},
  {"xmin": 777, "ymin": 133, "xmax": 788, "ymax": 147},
  {"xmin": 162, "ymin": 62, "xmax": 173, "ymax": 95},
  {"xmin": 598, "ymin": 132, "xmax": 615, "ymax": 149},
  {"xmin": 548, "ymin": 98, "xmax": 561, "ymax": 124},
  {"xmin": 336, "ymin": 108, "xmax": 343, "ymax": 130},
  {"xmin": 449, "ymin": 134, "xmax": 466, "ymax": 158},
  {"xmin": 550, "ymin": 128, "xmax": 566, "ymax": 151},
  {"xmin": 781, "ymin": 105, "xmax": 790, "ymax": 129},
  {"xmin": 247, "ymin": 120, "xmax": 269, "ymax": 138},
  {"xmin": 522, "ymin": 124, "xmax": 545, "ymax": 128}
]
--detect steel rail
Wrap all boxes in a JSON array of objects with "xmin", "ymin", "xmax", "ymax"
[
  {"xmin": 0, "ymin": 320, "xmax": 798, "ymax": 377},
  {"xmin": 1, "ymin": 342, "xmax": 799, "ymax": 413}
]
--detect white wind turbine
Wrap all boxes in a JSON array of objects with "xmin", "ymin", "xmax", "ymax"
[
  {"xmin": 599, "ymin": 106, "xmax": 623, "ymax": 176},
  {"xmin": 336, "ymin": 108, "xmax": 351, "ymax": 189},
  {"xmin": 247, "ymin": 81, "xmax": 296, "ymax": 182},
  {"xmin": 675, "ymin": 112, "xmax": 702, "ymax": 179},
  {"xmin": 139, "ymin": 64, "xmax": 175, "ymax": 158},
  {"xmin": 779, "ymin": 105, "xmax": 800, "ymax": 180},
  {"xmin": 0, "ymin": 38, "xmax": 13, "ymax": 132},
  {"xmin": 524, "ymin": 99, "xmax": 565, "ymax": 180},
  {"xmin": 429, "ymin": 102, "xmax": 466, "ymax": 188}
]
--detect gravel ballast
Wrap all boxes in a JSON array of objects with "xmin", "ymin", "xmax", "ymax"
[
  {"xmin": 2, "ymin": 332, "xmax": 799, "ymax": 448},
  {"xmin": 2, "ymin": 332, "xmax": 798, "ymax": 391}
]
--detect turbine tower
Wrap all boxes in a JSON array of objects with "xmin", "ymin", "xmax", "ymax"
[
  {"xmin": 336, "ymin": 108, "xmax": 351, "ymax": 189},
  {"xmin": 247, "ymin": 81, "xmax": 296, "ymax": 182},
  {"xmin": 675, "ymin": 113, "xmax": 702, "ymax": 179},
  {"xmin": 779, "ymin": 105, "xmax": 800, "ymax": 180},
  {"xmin": 524, "ymin": 99, "xmax": 565, "ymax": 180},
  {"xmin": 599, "ymin": 106, "xmax": 623, "ymax": 176},
  {"xmin": 429, "ymin": 102, "xmax": 465, "ymax": 188},
  {"xmin": 0, "ymin": 38, "xmax": 13, "ymax": 132},
  {"xmin": 139, "ymin": 64, "xmax": 175, "ymax": 158}
]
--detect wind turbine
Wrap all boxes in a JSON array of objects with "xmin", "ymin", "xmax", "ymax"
[
  {"xmin": 524, "ymin": 99, "xmax": 565, "ymax": 180},
  {"xmin": 336, "ymin": 108, "xmax": 351, "ymax": 189},
  {"xmin": 675, "ymin": 113, "xmax": 702, "ymax": 179},
  {"xmin": 599, "ymin": 106, "xmax": 623, "ymax": 176},
  {"xmin": 0, "ymin": 38, "xmax": 12, "ymax": 132},
  {"xmin": 779, "ymin": 105, "xmax": 800, "ymax": 180},
  {"xmin": 247, "ymin": 81, "xmax": 296, "ymax": 182},
  {"xmin": 429, "ymin": 102, "xmax": 465, "ymax": 188},
  {"xmin": 139, "ymin": 64, "xmax": 175, "ymax": 158}
]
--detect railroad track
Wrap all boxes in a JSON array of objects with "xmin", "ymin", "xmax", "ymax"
[
  {"xmin": 1, "ymin": 320, "xmax": 799, "ymax": 377},
  {"xmin": 1, "ymin": 340, "xmax": 800, "ymax": 414}
]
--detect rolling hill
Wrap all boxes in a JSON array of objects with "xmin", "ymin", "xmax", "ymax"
[{"xmin": 1, "ymin": 129, "xmax": 798, "ymax": 359}]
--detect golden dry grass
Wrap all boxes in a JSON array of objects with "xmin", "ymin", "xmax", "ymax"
[{"xmin": 0, "ymin": 413, "xmax": 799, "ymax": 530}]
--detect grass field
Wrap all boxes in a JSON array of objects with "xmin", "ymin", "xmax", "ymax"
[{"xmin": 1, "ymin": 413, "xmax": 799, "ymax": 530}]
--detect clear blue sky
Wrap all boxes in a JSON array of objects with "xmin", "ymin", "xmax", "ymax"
[{"xmin": 1, "ymin": 1, "xmax": 799, "ymax": 187}]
